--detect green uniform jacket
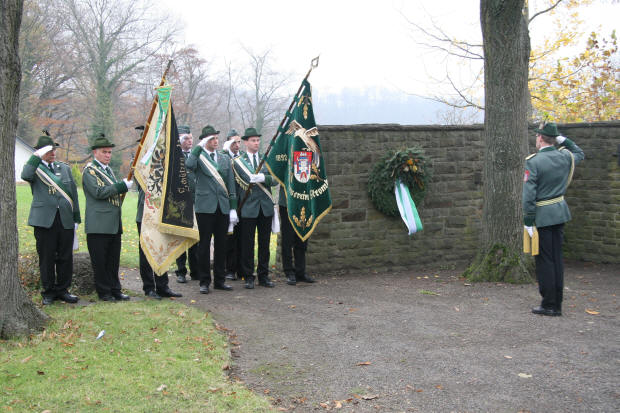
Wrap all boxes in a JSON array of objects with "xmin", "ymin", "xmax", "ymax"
[
  {"xmin": 522, "ymin": 138, "xmax": 585, "ymax": 227},
  {"xmin": 82, "ymin": 161, "xmax": 128, "ymax": 234},
  {"xmin": 21, "ymin": 155, "xmax": 81, "ymax": 229},
  {"xmin": 232, "ymin": 151, "xmax": 277, "ymax": 218},
  {"xmin": 185, "ymin": 146, "xmax": 237, "ymax": 214}
]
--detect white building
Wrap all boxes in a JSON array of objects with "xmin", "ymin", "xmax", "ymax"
[{"xmin": 15, "ymin": 137, "xmax": 34, "ymax": 182}]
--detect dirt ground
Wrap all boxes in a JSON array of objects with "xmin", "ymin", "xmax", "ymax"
[{"xmin": 122, "ymin": 260, "xmax": 619, "ymax": 412}]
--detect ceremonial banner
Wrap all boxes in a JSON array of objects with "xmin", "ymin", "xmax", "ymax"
[
  {"xmin": 265, "ymin": 79, "xmax": 331, "ymax": 241},
  {"xmin": 134, "ymin": 86, "xmax": 199, "ymax": 275}
]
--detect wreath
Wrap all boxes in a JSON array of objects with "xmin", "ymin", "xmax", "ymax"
[{"xmin": 367, "ymin": 147, "xmax": 431, "ymax": 217}]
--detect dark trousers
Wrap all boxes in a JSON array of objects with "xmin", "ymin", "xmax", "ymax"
[
  {"xmin": 279, "ymin": 206, "xmax": 307, "ymax": 278},
  {"xmin": 137, "ymin": 222, "xmax": 169, "ymax": 293},
  {"xmin": 196, "ymin": 208, "xmax": 228, "ymax": 287},
  {"xmin": 240, "ymin": 210, "xmax": 272, "ymax": 281},
  {"xmin": 535, "ymin": 223, "xmax": 565, "ymax": 310},
  {"xmin": 176, "ymin": 243, "xmax": 199, "ymax": 279},
  {"xmin": 33, "ymin": 211, "xmax": 74, "ymax": 299},
  {"xmin": 87, "ymin": 232, "xmax": 122, "ymax": 298},
  {"xmin": 225, "ymin": 221, "xmax": 242, "ymax": 277}
]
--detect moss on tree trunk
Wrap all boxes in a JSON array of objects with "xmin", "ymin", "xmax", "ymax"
[{"xmin": 464, "ymin": 244, "xmax": 534, "ymax": 284}]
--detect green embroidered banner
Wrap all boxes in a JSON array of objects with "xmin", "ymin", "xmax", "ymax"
[{"xmin": 265, "ymin": 79, "xmax": 331, "ymax": 241}]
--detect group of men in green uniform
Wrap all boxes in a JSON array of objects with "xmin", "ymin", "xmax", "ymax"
[{"xmin": 23, "ymin": 124, "xmax": 314, "ymax": 304}]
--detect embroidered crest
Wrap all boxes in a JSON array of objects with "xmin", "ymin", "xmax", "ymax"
[
  {"xmin": 293, "ymin": 151, "xmax": 312, "ymax": 183},
  {"xmin": 524, "ymin": 170, "xmax": 530, "ymax": 182}
]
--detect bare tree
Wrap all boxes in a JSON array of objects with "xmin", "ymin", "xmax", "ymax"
[
  {"xmin": 404, "ymin": 0, "xmax": 586, "ymax": 123},
  {"xmin": 234, "ymin": 47, "xmax": 291, "ymax": 139},
  {"xmin": 463, "ymin": 0, "xmax": 532, "ymax": 282},
  {"xmin": 55, "ymin": 0, "xmax": 179, "ymax": 145},
  {"xmin": 1, "ymin": 0, "xmax": 49, "ymax": 338}
]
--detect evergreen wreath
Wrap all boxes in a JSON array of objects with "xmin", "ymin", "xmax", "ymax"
[{"xmin": 368, "ymin": 147, "xmax": 431, "ymax": 217}]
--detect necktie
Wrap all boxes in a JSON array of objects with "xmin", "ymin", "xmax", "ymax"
[
  {"xmin": 48, "ymin": 163, "xmax": 54, "ymax": 174},
  {"xmin": 253, "ymin": 154, "xmax": 258, "ymax": 170},
  {"xmin": 183, "ymin": 151, "xmax": 189, "ymax": 159},
  {"xmin": 210, "ymin": 152, "xmax": 215, "ymax": 161}
]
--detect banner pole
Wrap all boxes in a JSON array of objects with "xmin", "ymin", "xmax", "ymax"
[
  {"xmin": 120, "ymin": 59, "xmax": 173, "ymax": 204},
  {"xmin": 237, "ymin": 56, "xmax": 319, "ymax": 212}
]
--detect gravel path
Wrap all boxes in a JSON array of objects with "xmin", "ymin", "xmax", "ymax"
[{"xmin": 122, "ymin": 260, "xmax": 619, "ymax": 412}]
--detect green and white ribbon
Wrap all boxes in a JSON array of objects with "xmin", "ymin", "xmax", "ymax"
[
  {"xmin": 141, "ymin": 85, "xmax": 172, "ymax": 166},
  {"xmin": 395, "ymin": 179, "xmax": 423, "ymax": 235}
]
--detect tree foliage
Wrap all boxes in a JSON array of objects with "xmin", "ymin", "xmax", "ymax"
[{"xmin": 530, "ymin": 30, "xmax": 619, "ymax": 122}]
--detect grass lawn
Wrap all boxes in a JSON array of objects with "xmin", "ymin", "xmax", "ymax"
[
  {"xmin": 16, "ymin": 184, "xmax": 278, "ymax": 270},
  {"xmin": 0, "ymin": 301, "xmax": 274, "ymax": 412}
]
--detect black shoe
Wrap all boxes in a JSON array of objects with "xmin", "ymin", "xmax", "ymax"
[
  {"xmin": 145, "ymin": 290, "xmax": 162, "ymax": 300},
  {"xmin": 531, "ymin": 306, "xmax": 561, "ymax": 316},
  {"xmin": 258, "ymin": 279, "xmax": 275, "ymax": 288},
  {"xmin": 158, "ymin": 288, "xmax": 182, "ymax": 298},
  {"xmin": 42, "ymin": 296, "xmax": 55, "ymax": 305},
  {"xmin": 57, "ymin": 293, "xmax": 79, "ymax": 303},
  {"xmin": 214, "ymin": 283, "xmax": 233, "ymax": 291},
  {"xmin": 286, "ymin": 275, "xmax": 296, "ymax": 285},
  {"xmin": 225, "ymin": 272, "xmax": 237, "ymax": 280},
  {"xmin": 112, "ymin": 292, "xmax": 130, "ymax": 301},
  {"xmin": 297, "ymin": 274, "xmax": 315, "ymax": 283},
  {"xmin": 199, "ymin": 285, "xmax": 210, "ymax": 294},
  {"xmin": 245, "ymin": 279, "xmax": 255, "ymax": 289},
  {"xmin": 176, "ymin": 274, "xmax": 187, "ymax": 283},
  {"xmin": 100, "ymin": 294, "xmax": 116, "ymax": 302}
]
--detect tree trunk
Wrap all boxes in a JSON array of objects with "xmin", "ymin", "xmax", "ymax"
[
  {"xmin": 0, "ymin": 0, "xmax": 49, "ymax": 338},
  {"xmin": 465, "ymin": 0, "xmax": 534, "ymax": 283}
]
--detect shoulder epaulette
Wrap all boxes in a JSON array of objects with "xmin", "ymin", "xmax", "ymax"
[{"xmin": 525, "ymin": 153, "xmax": 537, "ymax": 160}]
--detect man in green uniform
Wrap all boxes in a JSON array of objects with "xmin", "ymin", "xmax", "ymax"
[
  {"xmin": 21, "ymin": 133, "xmax": 81, "ymax": 305},
  {"xmin": 175, "ymin": 125, "xmax": 200, "ymax": 284},
  {"xmin": 82, "ymin": 136, "xmax": 132, "ymax": 302},
  {"xmin": 233, "ymin": 127, "xmax": 278, "ymax": 289},
  {"xmin": 223, "ymin": 129, "xmax": 243, "ymax": 280},
  {"xmin": 186, "ymin": 125, "xmax": 238, "ymax": 294},
  {"xmin": 523, "ymin": 123, "xmax": 584, "ymax": 316}
]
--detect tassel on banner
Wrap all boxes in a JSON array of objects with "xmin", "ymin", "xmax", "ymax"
[{"xmin": 523, "ymin": 227, "xmax": 539, "ymax": 256}]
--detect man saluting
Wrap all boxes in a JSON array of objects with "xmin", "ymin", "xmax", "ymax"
[
  {"xmin": 82, "ymin": 135, "xmax": 133, "ymax": 302},
  {"xmin": 21, "ymin": 132, "xmax": 81, "ymax": 305}
]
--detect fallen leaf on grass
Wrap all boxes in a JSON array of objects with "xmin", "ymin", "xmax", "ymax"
[
  {"xmin": 263, "ymin": 389, "xmax": 271, "ymax": 394},
  {"xmin": 518, "ymin": 373, "xmax": 532, "ymax": 378},
  {"xmin": 156, "ymin": 384, "xmax": 167, "ymax": 392},
  {"xmin": 454, "ymin": 306, "xmax": 460, "ymax": 312},
  {"xmin": 334, "ymin": 400, "xmax": 343, "ymax": 408},
  {"xmin": 319, "ymin": 402, "xmax": 330, "ymax": 409},
  {"xmin": 504, "ymin": 355, "xmax": 513, "ymax": 359},
  {"xmin": 356, "ymin": 361, "xmax": 371, "ymax": 366},
  {"xmin": 288, "ymin": 305, "xmax": 296, "ymax": 309},
  {"xmin": 37, "ymin": 371, "xmax": 45, "ymax": 375},
  {"xmin": 585, "ymin": 309, "xmax": 600, "ymax": 315},
  {"xmin": 361, "ymin": 394, "xmax": 378, "ymax": 400},
  {"xmin": 190, "ymin": 300, "xmax": 196, "ymax": 304},
  {"xmin": 435, "ymin": 385, "xmax": 443, "ymax": 390},
  {"xmin": 21, "ymin": 355, "xmax": 33, "ymax": 363}
]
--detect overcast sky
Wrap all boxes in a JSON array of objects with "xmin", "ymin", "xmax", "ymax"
[{"xmin": 157, "ymin": 0, "xmax": 618, "ymax": 123}]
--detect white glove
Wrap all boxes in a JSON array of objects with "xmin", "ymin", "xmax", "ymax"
[
  {"xmin": 249, "ymin": 173, "xmax": 265, "ymax": 183},
  {"xmin": 229, "ymin": 209, "xmax": 239, "ymax": 226},
  {"xmin": 123, "ymin": 179, "xmax": 134, "ymax": 190},
  {"xmin": 34, "ymin": 145, "xmax": 54, "ymax": 158},
  {"xmin": 73, "ymin": 224, "xmax": 79, "ymax": 250},
  {"xmin": 524, "ymin": 226, "xmax": 534, "ymax": 237},
  {"xmin": 555, "ymin": 135, "xmax": 566, "ymax": 144},
  {"xmin": 198, "ymin": 138, "xmax": 208, "ymax": 148}
]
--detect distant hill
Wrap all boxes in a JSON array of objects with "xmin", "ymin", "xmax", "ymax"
[{"xmin": 313, "ymin": 87, "xmax": 449, "ymax": 125}]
